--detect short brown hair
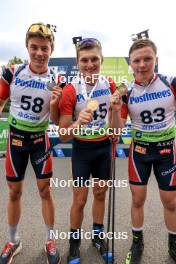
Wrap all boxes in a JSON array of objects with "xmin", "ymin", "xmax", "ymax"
[
  {"xmin": 129, "ymin": 39, "xmax": 157, "ymax": 57},
  {"xmin": 25, "ymin": 23, "xmax": 55, "ymax": 50}
]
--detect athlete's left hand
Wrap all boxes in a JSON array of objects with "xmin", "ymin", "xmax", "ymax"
[
  {"xmin": 50, "ymin": 86, "xmax": 62, "ymax": 106},
  {"xmin": 110, "ymin": 90, "xmax": 122, "ymax": 112}
]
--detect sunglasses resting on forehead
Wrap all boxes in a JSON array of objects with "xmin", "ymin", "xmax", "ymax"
[
  {"xmin": 76, "ymin": 38, "xmax": 102, "ymax": 49},
  {"xmin": 27, "ymin": 23, "xmax": 53, "ymax": 36}
]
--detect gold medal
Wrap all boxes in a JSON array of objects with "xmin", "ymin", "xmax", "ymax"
[
  {"xmin": 87, "ymin": 99, "xmax": 99, "ymax": 111},
  {"xmin": 118, "ymin": 83, "xmax": 128, "ymax": 95}
]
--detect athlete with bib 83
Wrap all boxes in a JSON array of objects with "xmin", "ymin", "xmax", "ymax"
[{"xmin": 121, "ymin": 39, "xmax": 176, "ymax": 264}]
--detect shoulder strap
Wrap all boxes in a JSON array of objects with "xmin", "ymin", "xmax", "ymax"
[
  {"xmin": 171, "ymin": 77, "xmax": 176, "ymax": 90},
  {"xmin": 14, "ymin": 64, "xmax": 27, "ymax": 78},
  {"xmin": 170, "ymin": 77, "xmax": 176, "ymax": 98},
  {"xmin": 158, "ymin": 74, "xmax": 170, "ymax": 87}
]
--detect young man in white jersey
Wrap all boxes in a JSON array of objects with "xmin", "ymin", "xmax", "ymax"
[
  {"xmin": 0, "ymin": 23, "xmax": 62, "ymax": 264},
  {"xmin": 50, "ymin": 38, "xmax": 123, "ymax": 264},
  {"xmin": 121, "ymin": 39, "xmax": 176, "ymax": 263}
]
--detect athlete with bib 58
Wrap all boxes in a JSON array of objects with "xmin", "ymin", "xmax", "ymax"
[
  {"xmin": 51, "ymin": 38, "xmax": 123, "ymax": 264},
  {"xmin": 0, "ymin": 23, "xmax": 62, "ymax": 264},
  {"xmin": 122, "ymin": 39, "xmax": 176, "ymax": 263}
]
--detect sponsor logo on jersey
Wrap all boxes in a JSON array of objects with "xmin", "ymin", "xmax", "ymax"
[
  {"xmin": 18, "ymin": 111, "xmax": 40, "ymax": 121},
  {"xmin": 159, "ymin": 149, "xmax": 171, "ymax": 154},
  {"xmin": 157, "ymin": 139, "xmax": 174, "ymax": 147},
  {"xmin": 142, "ymin": 123, "xmax": 167, "ymax": 130},
  {"xmin": 12, "ymin": 139, "xmax": 23, "ymax": 147},
  {"xmin": 77, "ymin": 88, "xmax": 110, "ymax": 102},
  {"xmin": 77, "ymin": 94, "xmax": 85, "ymax": 102},
  {"xmin": 161, "ymin": 163, "xmax": 176, "ymax": 176},
  {"xmin": 15, "ymin": 77, "xmax": 46, "ymax": 90},
  {"xmin": 10, "ymin": 132, "xmax": 24, "ymax": 139},
  {"xmin": 12, "ymin": 118, "xmax": 17, "ymax": 125},
  {"xmin": 134, "ymin": 140, "xmax": 149, "ymax": 146},
  {"xmin": 135, "ymin": 131, "xmax": 142, "ymax": 138},
  {"xmin": 129, "ymin": 89, "xmax": 171, "ymax": 104},
  {"xmin": 92, "ymin": 88, "xmax": 110, "ymax": 98},
  {"xmin": 135, "ymin": 145, "xmax": 146, "ymax": 154}
]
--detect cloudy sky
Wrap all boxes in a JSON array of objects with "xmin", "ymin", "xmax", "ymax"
[{"xmin": 1, "ymin": 0, "xmax": 176, "ymax": 75}]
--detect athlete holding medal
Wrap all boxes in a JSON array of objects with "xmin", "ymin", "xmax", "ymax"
[
  {"xmin": 51, "ymin": 38, "xmax": 123, "ymax": 264},
  {"xmin": 0, "ymin": 23, "xmax": 62, "ymax": 264}
]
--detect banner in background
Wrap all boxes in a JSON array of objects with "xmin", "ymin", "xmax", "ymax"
[
  {"xmin": 101, "ymin": 57, "xmax": 134, "ymax": 84},
  {"xmin": 0, "ymin": 119, "xmax": 9, "ymax": 153},
  {"xmin": 49, "ymin": 57, "xmax": 134, "ymax": 85}
]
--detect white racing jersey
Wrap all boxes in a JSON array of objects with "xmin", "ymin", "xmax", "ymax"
[
  {"xmin": 2, "ymin": 64, "xmax": 53, "ymax": 132},
  {"xmin": 71, "ymin": 76, "xmax": 115, "ymax": 140},
  {"xmin": 127, "ymin": 74, "xmax": 176, "ymax": 142}
]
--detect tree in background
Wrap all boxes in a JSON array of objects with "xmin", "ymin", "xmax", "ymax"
[{"xmin": 7, "ymin": 56, "xmax": 23, "ymax": 67}]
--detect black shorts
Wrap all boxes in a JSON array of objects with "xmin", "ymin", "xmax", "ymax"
[
  {"xmin": 6, "ymin": 126, "xmax": 52, "ymax": 182},
  {"xmin": 71, "ymin": 138, "xmax": 112, "ymax": 186},
  {"xmin": 129, "ymin": 138, "xmax": 176, "ymax": 191}
]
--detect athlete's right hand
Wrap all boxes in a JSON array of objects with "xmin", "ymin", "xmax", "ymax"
[{"xmin": 76, "ymin": 109, "xmax": 93, "ymax": 126}]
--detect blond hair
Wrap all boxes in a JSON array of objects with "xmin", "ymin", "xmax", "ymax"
[{"xmin": 25, "ymin": 23, "xmax": 54, "ymax": 50}]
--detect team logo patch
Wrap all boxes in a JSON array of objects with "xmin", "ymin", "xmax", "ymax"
[
  {"xmin": 12, "ymin": 139, "xmax": 23, "ymax": 147},
  {"xmin": 136, "ymin": 131, "xmax": 142, "ymax": 138},
  {"xmin": 12, "ymin": 118, "xmax": 17, "ymax": 125},
  {"xmin": 159, "ymin": 149, "xmax": 171, "ymax": 154},
  {"xmin": 135, "ymin": 145, "xmax": 146, "ymax": 154}
]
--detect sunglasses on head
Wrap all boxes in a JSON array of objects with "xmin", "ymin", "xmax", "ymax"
[
  {"xmin": 27, "ymin": 23, "xmax": 53, "ymax": 36},
  {"xmin": 76, "ymin": 38, "xmax": 101, "ymax": 49}
]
